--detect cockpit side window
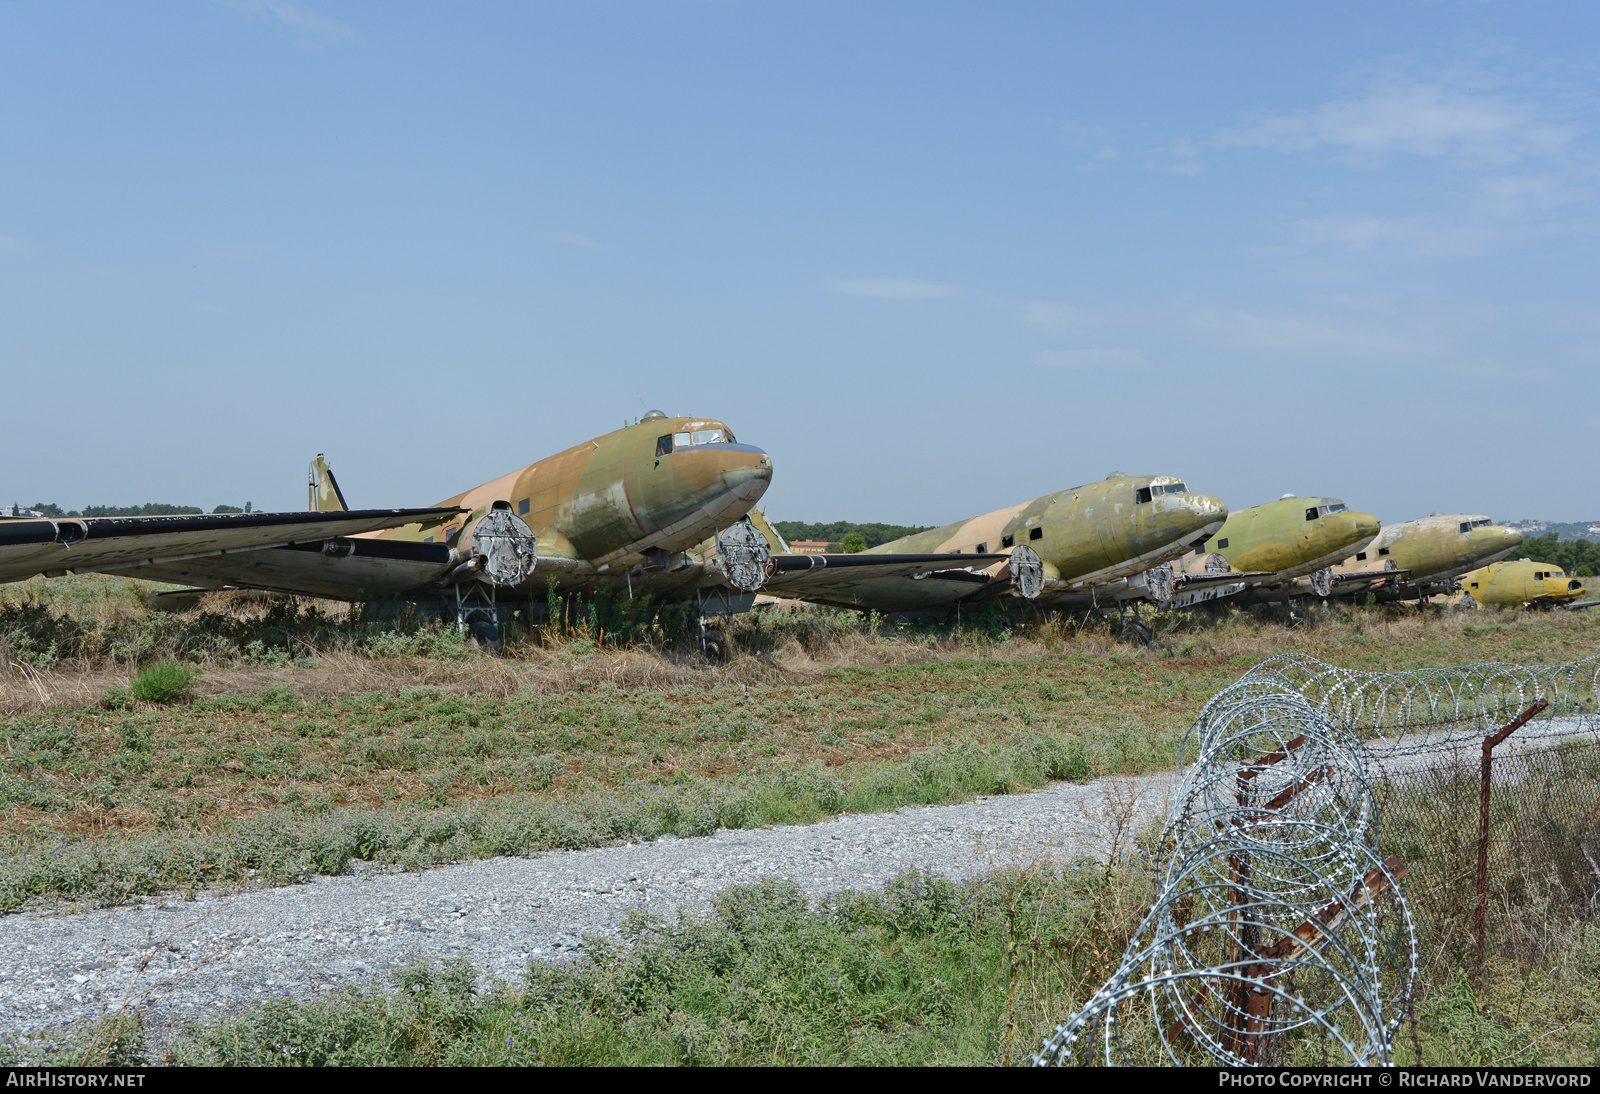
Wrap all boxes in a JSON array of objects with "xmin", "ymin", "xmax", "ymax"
[
  {"xmin": 1136, "ymin": 486, "xmax": 1153, "ymax": 504},
  {"xmin": 1305, "ymin": 507, "xmax": 1320, "ymax": 521},
  {"xmin": 1460, "ymin": 522, "xmax": 1471, "ymax": 534},
  {"xmin": 673, "ymin": 432, "xmax": 691, "ymax": 448},
  {"xmin": 656, "ymin": 435, "xmax": 673, "ymax": 457}
]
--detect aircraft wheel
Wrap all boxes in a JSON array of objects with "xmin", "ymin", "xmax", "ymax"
[{"xmin": 1121, "ymin": 619, "xmax": 1152, "ymax": 646}]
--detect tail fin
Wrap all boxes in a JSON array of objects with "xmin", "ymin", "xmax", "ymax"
[{"xmin": 308, "ymin": 454, "xmax": 349, "ymax": 512}]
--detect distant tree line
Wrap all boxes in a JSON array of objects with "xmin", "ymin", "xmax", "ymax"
[
  {"xmin": 772, "ymin": 520, "xmax": 934, "ymax": 553},
  {"xmin": 1518, "ymin": 533, "xmax": 1600, "ymax": 577},
  {"xmin": 29, "ymin": 502, "xmax": 252, "ymax": 518}
]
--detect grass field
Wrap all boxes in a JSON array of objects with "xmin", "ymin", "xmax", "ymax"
[
  {"xmin": 10, "ymin": 859, "xmax": 1598, "ymax": 1067},
  {"xmin": 1, "ymin": 576, "xmax": 1598, "ymax": 1065},
  {"xmin": 0, "ymin": 574, "xmax": 1596, "ymax": 910}
]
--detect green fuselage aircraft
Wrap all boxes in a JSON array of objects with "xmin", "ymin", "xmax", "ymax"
[
  {"xmin": 1167, "ymin": 494, "xmax": 1380, "ymax": 605},
  {"xmin": 775, "ymin": 473, "xmax": 1228, "ymax": 614},
  {"xmin": 1329, "ymin": 514, "xmax": 1523, "ymax": 601}
]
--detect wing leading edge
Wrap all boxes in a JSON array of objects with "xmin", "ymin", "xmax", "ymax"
[{"xmin": 0, "ymin": 508, "xmax": 464, "ymax": 588}]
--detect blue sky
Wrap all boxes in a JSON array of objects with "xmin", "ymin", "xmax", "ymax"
[{"xmin": 2, "ymin": 2, "xmax": 1596, "ymax": 525}]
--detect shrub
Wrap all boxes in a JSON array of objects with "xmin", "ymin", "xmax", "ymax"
[
  {"xmin": 98, "ymin": 686, "xmax": 131, "ymax": 711},
  {"xmin": 129, "ymin": 662, "xmax": 197, "ymax": 704}
]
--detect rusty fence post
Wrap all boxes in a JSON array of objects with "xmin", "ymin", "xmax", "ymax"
[{"xmin": 1474, "ymin": 698, "xmax": 1548, "ymax": 975}]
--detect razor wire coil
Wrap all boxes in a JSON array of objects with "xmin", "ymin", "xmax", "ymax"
[{"xmin": 1035, "ymin": 655, "xmax": 1600, "ymax": 1068}]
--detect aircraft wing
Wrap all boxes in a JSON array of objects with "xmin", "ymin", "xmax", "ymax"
[
  {"xmin": 1159, "ymin": 569, "xmax": 1280, "ymax": 608},
  {"xmin": 762, "ymin": 552, "xmax": 1008, "ymax": 608},
  {"xmin": 0, "ymin": 509, "xmax": 463, "ymax": 588}
]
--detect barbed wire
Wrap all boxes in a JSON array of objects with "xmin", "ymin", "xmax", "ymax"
[{"xmin": 1035, "ymin": 655, "xmax": 1600, "ymax": 1068}]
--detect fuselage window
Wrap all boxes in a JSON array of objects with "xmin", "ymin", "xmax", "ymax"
[
  {"xmin": 656, "ymin": 435, "xmax": 673, "ymax": 456},
  {"xmin": 1217, "ymin": 538, "xmax": 1229, "ymax": 549},
  {"xmin": 1136, "ymin": 487, "xmax": 1153, "ymax": 504},
  {"xmin": 1355, "ymin": 552, "xmax": 1367, "ymax": 561},
  {"xmin": 976, "ymin": 542, "xmax": 988, "ymax": 554},
  {"xmin": 1305, "ymin": 507, "xmax": 1320, "ymax": 521},
  {"xmin": 518, "ymin": 498, "xmax": 530, "ymax": 515},
  {"xmin": 1001, "ymin": 534, "xmax": 1014, "ymax": 548},
  {"xmin": 1029, "ymin": 527, "xmax": 1043, "ymax": 541},
  {"xmin": 1378, "ymin": 547, "xmax": 1389, "ymax": 556}
]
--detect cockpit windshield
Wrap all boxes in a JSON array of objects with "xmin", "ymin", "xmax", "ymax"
[
  {"xmin": 672, "ymin": 428, "xmax": 732, "ymax": 448},
  {"xmin": 1155, "ymin": 482, "xmax": 1188, "ymax": 495},
  {"xmin": 1321, "ymin": 502, "xmax": 1347, "ymax": 515}
]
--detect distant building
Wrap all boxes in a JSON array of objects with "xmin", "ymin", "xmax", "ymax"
[
  {"xmin": 2, "ymin": 504, "xmax": 43, "ymax": 519},
  {"xmin": 787, "ymin": 540, "xmax": 833, "ymax": 555}
]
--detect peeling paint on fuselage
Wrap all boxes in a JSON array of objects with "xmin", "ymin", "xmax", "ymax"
[
  {"xmin": 368, "ymin": 417, "xmax": 772, "ymax": 571},
  {"xmin": 1334, "ymin": 514, "xmax": 1523, "ymax": 588},
  {"xmin": 869, "ymin": 474, "xmax": 1227, "ymax": 590},
  {"xmin": 1194, "ymin": 496, "xmax": 1380, "ymax": 580}
]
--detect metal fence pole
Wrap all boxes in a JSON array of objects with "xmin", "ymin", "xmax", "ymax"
[{"xmin": 1475, "ymin": 698, "xmax": 1548, "ymax": 976}]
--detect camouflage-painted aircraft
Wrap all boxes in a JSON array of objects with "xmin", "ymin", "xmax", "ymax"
[
  {"xmin": 1463, "ymin": 559, "xmax": 1594, "ymax": 609},
  {"xmin": 0, "ymin": 507, "xmax": 460, "ymax": 590},
  {"xmin": 59, "ymin": 412, "xmax": 996, "ymax": 630},
  {"xmin": 763, "ymin": 473, "xmax": 1228, "ymax": 614},
  {"xmin": 1164, "ymin": 494, "xmax": 1381, "ymax": 606},
  {"xmin": 1326, "ymin": 514, "xmax": 1523, "ymax": 602}
]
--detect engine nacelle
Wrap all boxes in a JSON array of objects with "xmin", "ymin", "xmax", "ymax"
[
  {"xmin": 1309, "ymin": 567, "xmax": 1332, "ymax": 598},
  {"xmin": 472, "ymin": 505, "xmax": 538, "ymax": 586},
  {"xmin": 1009, "ymin": 545, "xmax": 1044, "ymax": 600},
  {"xmin": 716, "ymin": 521, "xmax": 773, "ymax": 593},
  {"xmin": 1137, "ymin": 561, "xmax": 1175, "ymax": 604}
]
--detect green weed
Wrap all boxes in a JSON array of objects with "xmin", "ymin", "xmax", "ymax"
[{"xmin": 129, "ymin": 663, "xmax": 197, "ymax": 704}]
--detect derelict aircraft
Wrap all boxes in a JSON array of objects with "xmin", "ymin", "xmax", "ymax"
[
  {"xmin": 776, "ymin": 473, "xmax": 1230, "ymax": 616},
  {"xmin": 0, "ymin": 412, "xmax": 1000, "ymax": 640}
]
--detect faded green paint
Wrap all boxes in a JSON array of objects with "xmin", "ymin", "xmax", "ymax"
[
  {"xmin": 372, "ymin": 415, "xmax": 771, "ymax": 570},
  {"xmin": 801, "ymin": 473, "xmax": 1228, "ymax": 613},
  {"xmin": 1205, "ymin": 496, "xmax": 1380, "ymax": 579},
  {"xmin": 1333, "ymin": 514, "xmax": 1522, "ymax": 589}
]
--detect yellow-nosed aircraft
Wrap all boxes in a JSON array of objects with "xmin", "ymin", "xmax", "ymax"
[{"xmin": 1463, "ymin": 560, "xmax": 1594, "ymax": 609}]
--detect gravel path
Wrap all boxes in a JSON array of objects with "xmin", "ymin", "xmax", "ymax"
[{"xmin": 0, "ymin": 771, "xmax": 1175, "ymax": 1042}]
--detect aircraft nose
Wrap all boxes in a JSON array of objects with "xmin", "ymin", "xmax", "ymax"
[
  {"xmin": 1351, "ymin": 513, "xmax": 1380, "ymax": 539},
  {"xmin": 1186, "ymin": 493, "xmax": 1229, "ymax": 521},
  {"xmin": 719, "ymin": 447, "xmax": 772, "ymax": 502}
]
